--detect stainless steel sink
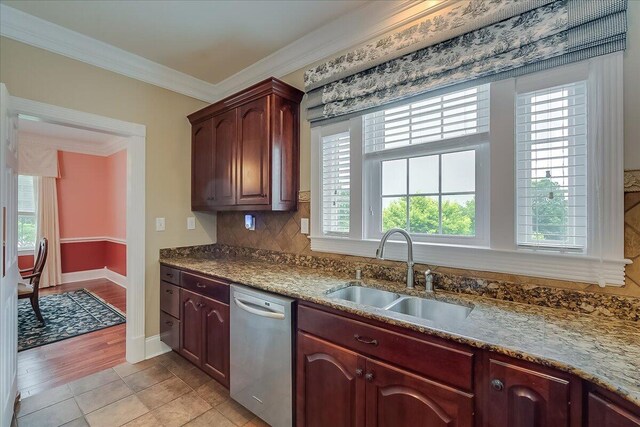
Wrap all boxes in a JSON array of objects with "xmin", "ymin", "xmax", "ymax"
[
  {"xmin": 385, "ymin": 297, "xmax": 472, "ymax": 323},
  {"xmin": 327, "ymin": 285, "xmax": 401, "ymax": 308}
]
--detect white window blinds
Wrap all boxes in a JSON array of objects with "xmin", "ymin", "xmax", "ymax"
[
  {"xmin": 322, "ymin": 131, "xmax": 350, "ymax": 235},
  {"xmin": 516, "ymin": 81, "xmax": 587, "ymax": 251},
  {"xmin": 364, "ymin": 85, "xmax": 489, "ymax": 154}
]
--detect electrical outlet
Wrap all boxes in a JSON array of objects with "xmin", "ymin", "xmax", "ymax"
[
  {"xmin": 187, "ymin": 217, "xmax": 196, "ymax": 230},
  {"xmin": 155, "ymin": 217, "xmax": 165, "ymax": 231},
  {"xmin": 300, "ymin": 218, "xmax": 309, "ymax": 234}
]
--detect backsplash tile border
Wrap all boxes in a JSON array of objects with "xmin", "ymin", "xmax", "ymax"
[{"xmin": 160, "ymin": 243, "xmax": 640, "ymax": 322}]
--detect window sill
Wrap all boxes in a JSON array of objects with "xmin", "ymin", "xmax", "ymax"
[
  {"xmin": 18, "ymin": 249, "xmax": 35, "ymax": 256},
  {"xmin": 309, "ymin": 236, "xmax": 629, "ymax": 286}
]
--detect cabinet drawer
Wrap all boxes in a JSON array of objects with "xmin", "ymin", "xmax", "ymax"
[
  {"xmin": 160, "ymin": 311, "xmax": 180, "ymax": 351},
  {"xmin": 160, "ymin": 265, "xmax": 180, "ymax": 285},
  {"xmin": 298, "ymin": 305, "xmax": 474, "ymax": 391},
  {"xmin": 181, "ymin": 272, "xmax": 229, "ymax": 304},
  {"xmin": 160, "ymin": 282, "xmax": 180, "ymax": 318}
]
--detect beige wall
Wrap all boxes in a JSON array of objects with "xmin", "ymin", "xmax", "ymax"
[{"xmin": 0, "ymin": 37, "xmax": 217, "ymax": 336}]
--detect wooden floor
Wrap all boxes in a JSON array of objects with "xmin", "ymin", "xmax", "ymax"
[{"xmin": 17, "ymin": 278, "xmax": 126, "ymax": 398}]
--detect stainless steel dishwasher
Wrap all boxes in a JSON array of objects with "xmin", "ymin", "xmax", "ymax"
[{"xmin": 230, "ymin": 284, "xmax": 294, "ymax": 427}]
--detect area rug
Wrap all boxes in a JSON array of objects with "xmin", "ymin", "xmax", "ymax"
[{"xmin": 18, "ymin": 289, "xmax": 126, "ymax": 352}]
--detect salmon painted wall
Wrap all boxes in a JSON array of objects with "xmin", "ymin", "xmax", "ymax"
[{"xmin": 19, "ymin": 150, "xmax": 127, "ymax": 276}]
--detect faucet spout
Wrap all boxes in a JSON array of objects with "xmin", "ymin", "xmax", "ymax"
[{"xmin": 376, "ymin": 228, "xmax": 415, "ymax": 289}]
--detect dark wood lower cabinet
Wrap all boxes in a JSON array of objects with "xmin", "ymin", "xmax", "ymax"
[
  {"xmin": 487, "ymin": 357, "xmax": 576, "ymax": 427},
  {"xmin": 366, "ymin": 358, "xmax": 474, "ymax": 427},
  {"xmin": 296, "ymin": 331, "xmax": 473, "ymax": 427},
  {"xmin": 202, "ymin": 297, "xmax": 230, "ymax": 387},
  {"xmin": 588, "ymin": 392, "xmax": 640, "ymax": 427},
  {"xmin": 297, "ymin": 332, "xmax": 365, "ymax": 427},
  {"xmin": 180, "ymin": 288, "xmax": 230, "ymax": 387}
]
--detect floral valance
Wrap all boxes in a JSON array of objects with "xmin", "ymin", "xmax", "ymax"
[{"xmin": 305, "ymin": 0, "xmax": 628, "ymax": 126}]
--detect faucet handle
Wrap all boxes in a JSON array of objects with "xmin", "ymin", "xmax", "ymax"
[{"xmin": 424, "ymin": 269, "xmax": 434, "ymax": 293}]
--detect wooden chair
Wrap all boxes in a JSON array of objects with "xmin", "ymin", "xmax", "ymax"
[{"xmin": 18, "ymin": 238, "xmax": 48, "ymax": 323}]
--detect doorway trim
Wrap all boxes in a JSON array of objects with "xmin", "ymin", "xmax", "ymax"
[{"xmin": 10, "ymin": 96, "xmax": 147, "ymax": 363}]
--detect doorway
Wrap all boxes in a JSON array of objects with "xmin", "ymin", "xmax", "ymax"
[{"xmin": 9, "ymin": 96, "xmax": 147, "ymax": 384}]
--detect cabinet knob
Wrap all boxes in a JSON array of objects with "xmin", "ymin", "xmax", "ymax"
[
  {"xmin": 196, "ymin": 302, "xmax": 205, "ymax": 308},
  {"xmin": 491, "ymin": 379, "xmax": 504, "ymax": 391},
  {"xmin": 355, "ymin": 368, "xmax": 363, "ymax": 377},
  {"xmin": 365, "ymin": 372, "xmax": 374, "ymax": 382}
]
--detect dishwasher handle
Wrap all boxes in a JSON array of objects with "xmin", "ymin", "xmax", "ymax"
[{"xmin": 234, "ymin": 297, "xmax": 286, "ymax": 320}]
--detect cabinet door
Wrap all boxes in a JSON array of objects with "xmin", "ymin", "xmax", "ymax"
[
  {"xmin": 191, "ymin": 119, "xmax": 214, "ymax": 209},
  {"xmin": 201, "ymin": 296, "xmax": 230, "ymax": 387},
  {"xmin": 237, "ymin": 97, "xmax": 270, "ymax": 205},
  {"xmin": 180, "ymin": 289, "xmax": 204, "ymax": 366},
  {"xmin": 211, "ymin": 110, "xmax": 237, "ymax": 207},
  {"xmin": 365, "ymin": 358, "xmax": 473, "ymax": 427},
  {"xmin": 270, "ymin": 95, "xmax": 298, "ymax": 210},
  {"xmin": 297, "ymin": 332, "xmax": 365, "ymax": 427},
  {"xmin": 488, "ymin": 358, "xmax": 571, "ymax": 427},
  {"xmin": 588, "ymin": 393, "xmax": 640, "ymax": 427}
]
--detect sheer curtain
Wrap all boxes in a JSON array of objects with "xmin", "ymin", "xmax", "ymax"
[{"xmin": 35, "ymin": 176, "xmax": 62, "ymax": 288}]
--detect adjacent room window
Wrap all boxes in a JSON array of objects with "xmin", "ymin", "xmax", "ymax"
[
  {"xmin": 321, "ymin": 131, "xmax": 351, "ymax": 236},
  {"xmin": 515, "ymin": 81, "xmax": 587, "ymax": 251},
  {"xmin": 363, "ymin": 85, "xmax": 489, "ymax": 243},
  {"xmin": 18, "ymin": 175, "xmax": 37, "ymax": 251}
]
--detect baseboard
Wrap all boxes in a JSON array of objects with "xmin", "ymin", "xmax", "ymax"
[
  {"xmin": 61, "ymin": 267, "xmax": 127, "ymax": 288},
  {"xmin": 145, "ymin": 335, "xmax": 172, "ymax": 360},
  {"xmin": 61, "ymin": 269, "xmax": 105, "ymax": 284},
  {"xmin": 104, "ymin": 268, "xmax": 127, "ymax": 288}
]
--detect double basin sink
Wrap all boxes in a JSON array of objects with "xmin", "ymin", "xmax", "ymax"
[{"xmin": 327, "ymin": 284, "xmax": 472, "ymax": 324}]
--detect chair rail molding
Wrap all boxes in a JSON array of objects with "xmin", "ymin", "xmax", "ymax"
[{"xmin": 0, "ymin": 1, "xmax": 452, "ymax": 103}]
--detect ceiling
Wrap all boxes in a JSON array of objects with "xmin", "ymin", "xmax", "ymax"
[{"xmin": 2, "ymin": 0, "xmax": 369, "ymax": 84}]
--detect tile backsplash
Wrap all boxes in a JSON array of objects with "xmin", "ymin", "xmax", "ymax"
[{"xmin": 215, "ymin": 184, "xmax": 640, "ymax": 299}]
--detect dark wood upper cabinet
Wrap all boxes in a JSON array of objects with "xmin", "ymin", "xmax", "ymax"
[
  {"xmin": 191, "ymin": 120, "xmax": 214, "ymax": 210},
  {"xmin": 188, "ymin": 77, "xmax": 303, "ymax": 212},
  {"xmin": 212, "ymin": 109, "xmax": 237, "ymax": 207},
  {"xmin": 237, "ymin": 97, "xmax": 270, "ymax": 206}
]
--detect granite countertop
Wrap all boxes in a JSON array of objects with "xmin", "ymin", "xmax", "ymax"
[{"xmin": 160, "ymin": 255, "xmax": 640, "ymax": 406}]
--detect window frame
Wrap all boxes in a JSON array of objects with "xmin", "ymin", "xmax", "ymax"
[
  {"xmin": 310, "ymin": 53, "xmax": 627, "ymax": 286},
  {"xmin": 17, "ymin": 174, "xmax": 37, "ymax": 254}
]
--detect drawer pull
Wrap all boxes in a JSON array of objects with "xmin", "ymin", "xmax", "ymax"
[
  {"xmin": 165, "ymin": 273, "xmax": 174, "ymax": 278},
  {"xmin": 165, "ymin": 321, "xmax": 173, "ymax": 326},
  {"xmin": 196, "ymin": 283, "xmax": 206, "ymax": 288},
  {"xmin": 365, "ymin": 372, "xmax": 374, "ymax": 382},
  {"xmin": 165, "ymin": 289, "xmax": 173, "ymax": 294},
  {"xmin": 354, "ymin": 334, "xmax": 378, "ymax": 346},
  {"xmin": 355, "ymin": 368, "xmax": 363, "ymax": 377},
  {"xmin": 491, "ymin": 379, "xmax": 504, "ymax": 391}
]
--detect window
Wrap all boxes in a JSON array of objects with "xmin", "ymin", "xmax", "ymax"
[
  {"xmin": 516, "ymin": 82, "xmax": 587, "ymax": 251},
  {"xmin": 18, "ymin": 175, "xmax": 36, "ymax": 251},
  {"xmin": 321, "ymin": 131, "xmax": 351, "ymax": 236},
  {"xmin": 311, "ymin": 56, "xmax": 625, "ymax": 286},
  {"xmin": 363, "ymin": 85, "xmax": 489, "ymax": 243}
]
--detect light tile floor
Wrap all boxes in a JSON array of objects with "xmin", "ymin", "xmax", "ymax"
[{"xmin": 14, "ymin": 351, "xmax": 270, "ymax": 427}]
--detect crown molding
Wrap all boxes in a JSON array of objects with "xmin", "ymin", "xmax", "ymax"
[
  {"xmin": 0, "ymin": 4, "xmax": 219, "ymax": 103},
  {"xmin": 214, "ymin": 0, "xmax": 454, "ymax": 98},
  {"xmin": 1, "ymin": 1, "xmax": 453, "ymax": 104}
]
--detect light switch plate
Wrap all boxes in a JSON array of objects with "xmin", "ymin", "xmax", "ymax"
[
  {"xmin": 155, "ymin": 217, "xmax": 165, "ymax": 231},
  {"xmin": 187, "ymin": 217, "xmax": 196, "ymax": 230},
  {"xmin": 301, "ymin": 218, "xmax": 309, "ymax": 234}
]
